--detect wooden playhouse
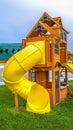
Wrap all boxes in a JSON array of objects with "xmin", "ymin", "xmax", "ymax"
[{"xmin": 22, "ymin": 12, "xmax": 69, "ymax": 106}]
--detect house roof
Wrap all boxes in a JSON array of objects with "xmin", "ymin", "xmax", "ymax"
[
  {"xmin": 53, "ymin": 17, "xmax": 63, "ymax": 26},
  {"xmin": 52, "ymin": 17, "xmax": 69, "ymax": 34},
  {"xmin": 26, "ymin": 12, "xmax": 69, "ymax": 38}
]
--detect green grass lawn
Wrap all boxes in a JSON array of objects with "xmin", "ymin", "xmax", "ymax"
[{"xmin": 0, "ymin": 81, "xmax": 73, "ymax": 130}]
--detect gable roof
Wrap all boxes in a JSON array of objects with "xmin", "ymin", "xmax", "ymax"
[
  {"xmin": 53, "ymin": 17, "xmax": 63, "ymax": 27},
  {"xmin": 26, "ymin": 12, "xmax": 69, "ymax": 38},
  {"xmin": 26, "ymin": 12, "xmax": 59, "ymax": 38},
  {"xmin": 53, "ymin": 17, "xmax": 69, "ymax": 34}
]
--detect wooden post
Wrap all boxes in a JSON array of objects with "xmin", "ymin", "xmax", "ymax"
[
  {"xmin": 65, "ymin": 68, "xmax": 68, "ymax": 82},
  {"xmin": 14, "ymin": 93, "xmax": 19, "ymax": 108},
  {"xmin": 51, "ymin": 38, "xmax": 55, "ymax": 106}
]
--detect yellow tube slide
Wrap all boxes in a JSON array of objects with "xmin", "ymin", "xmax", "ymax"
[{"xmin": 2, "ymin": 42, "xmax": 50, "ymax": 114}]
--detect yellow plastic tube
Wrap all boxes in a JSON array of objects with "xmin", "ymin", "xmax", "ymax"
[{"xmin": 2, "ymin": 42, "xmax": 50, "ymax": 114}]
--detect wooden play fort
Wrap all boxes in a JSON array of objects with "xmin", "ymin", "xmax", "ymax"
[{"xmin": 22, "ymin": 12, "xmax": 71, "ymax": 106}]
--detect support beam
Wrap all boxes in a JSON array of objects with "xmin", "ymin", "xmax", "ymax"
[{"xmin": 14, "ymin": 93, "xmax": 19, "ymax": 108}]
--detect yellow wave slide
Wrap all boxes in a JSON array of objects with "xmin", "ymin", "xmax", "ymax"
[{"xmin": 62, "ymin": 63, "xmax": 73, "ymax": 73}]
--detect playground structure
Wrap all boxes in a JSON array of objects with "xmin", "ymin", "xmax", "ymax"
[
  {"xmin": 22, "ymin": 12, "xmax": 73, "ymax": 105},
  {"xmin": 1, "ymin": 12, "xmax": 73, "ymax": 113}
]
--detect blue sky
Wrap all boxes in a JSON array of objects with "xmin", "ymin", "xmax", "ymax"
[{"xmin": 0, "ymin": 0, "xmax": 73, "ymax": 52}]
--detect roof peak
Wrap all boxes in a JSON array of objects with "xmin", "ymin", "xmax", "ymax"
[{"xmin": 26, "ymin": 12, "xmax": 59, "ymax": 38}]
